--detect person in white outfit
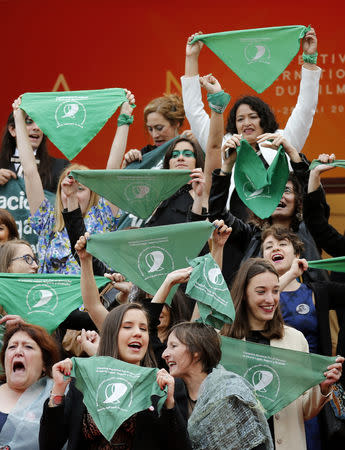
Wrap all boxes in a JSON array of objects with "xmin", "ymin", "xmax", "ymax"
[{"xmin": 181, "ymin": 28, "xmax": 320, "ymax": 219}]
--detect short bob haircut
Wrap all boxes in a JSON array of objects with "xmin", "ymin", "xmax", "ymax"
[
  {"xmin": 97, "ymin": 302, "xmax": 156, "ymax": 367},
  {"xmin": 261, "ymin": 225, "xmax": 305, "ymax": 257},
  {"xmin": 54, "ymin": 163, "xmax": 99, "ymax": 232},
  {"xmin": 168, "ymin": 322, "xmax": 221, "ymax": 374},
  {"xmin": 0, "ymin": 239, "xmax": 33, "ymax": 272},
  {"xmin": 226, "ymin": 96, "xmax": 279, "ymax": 135},
  {"xmin": 0, "ymin": 322, "xmax": 60, "ymax": 381},
  {"xmin": 144, "ymin": 94, "xmax": 185, "ymax": 129},
  {"xmin": 0, "ymin": 209, "xmax": 19, "ymax": 241},
  {"xmin": 221, "ymin": 258, "xmax": 284, "ymax": 341},
  {"xmin": 163, "ymin": 137, "xmax": 205, "ymax": 170},
  {"xmin": 0, "ymin": 112, "xmax": 55, "ymax": 190}
]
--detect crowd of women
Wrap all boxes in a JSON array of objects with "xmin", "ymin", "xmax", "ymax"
[{"xmin": 0, "ymin": 26, "xmax": 344, "ymax": 450}]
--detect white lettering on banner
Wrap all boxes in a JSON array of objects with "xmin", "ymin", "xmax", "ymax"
[{"xmin": 0, "ymin": 192, "xmax": 29, "ymax": 211}]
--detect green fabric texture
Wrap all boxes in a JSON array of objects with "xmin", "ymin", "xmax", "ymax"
[
  {"xmin": 207, "ymin": 90, "xmax": 231, "ymax": 113},
  {"xmin": 234, "ymin": 139, "xmax": 289, "ymax": 219},
  {"xmin": 20, "ymin": 89, "xmax": 132, "ymax": 160},
  {"xmin": 0, "ymin": 274, "xmax": 108, "ymax": 333},
  {"xmin": 117, "ymin": 113, "xmax": 134, "ymax": 126},
  {"xmin": 117, "ymin": 137, "xmax": 180, "ymax": 230},
  {"xmin": 87, "ymin": 221, "xmax": 214, "ymax": 304},
  {"xmin": 71, "ymin": 356, "xmax": 167, "ymax": 441},
  {"xmin": 309, "ymin": 159, "xmax": 345, "ymax": 171},
  {"xmin": 186, "ymin": 254, "xmax": 235, "ymax": 329},
  {"xmin": 308, "ymin": 256, "xmax": 345, "ymax": 273},
  {"xmin": 220, "ymin": 336, "xmax": 335, "ymax": 418},
  {"xmin": 190, "ymin": 25, "xmax": 309, "ymax": 93},
  {"xmin": 71, "ymin": 169, "xmax": 191, "ymax": 219}
]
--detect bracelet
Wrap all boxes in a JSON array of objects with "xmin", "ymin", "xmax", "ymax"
[
  {"xmin": 117, "ymin": 113, "xmax": 134, "ymax": 127},
  {"xmin": 207, "ymin": 91, "xmax": 231, "ymax": 114},
  {"xmin": 50, "ymin": 391, "xmax": 65, "ymax": 406},
  {"xmin": 302, "ymin": 52, "xmax": 318, "ymax": 64}
]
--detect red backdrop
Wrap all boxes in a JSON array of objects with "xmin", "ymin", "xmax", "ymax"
[{"xmin": 1, "ymin": 0, "xmax": 344, "ymax": 176}]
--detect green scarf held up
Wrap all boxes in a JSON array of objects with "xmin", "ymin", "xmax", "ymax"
[
  {"xmin": 309, "ymin": 159, "xmax": 345, "ymax": 171},
  {"xmin": 71, "ymin": 169, "xmax": 191, "ymax": 220},
  {"xmin": 87, "ymin": 221, "xmax": 214, "ymax": 304},
  {"xmin": 234, "ymin": 139, "xmax": 289, "ymax": 219},
  {"xmin": 20, "ymin": 89, "xmax": 133, "ymax": 160},
  {"xmin": 0, "ymin": 273, "xmax": 108, "ymax": 333},
  {"xmin": 220, "ymin": 336, "xmax": 335, "ymax": 418},
  {"xmin": 190, "ymin": 25, "xmax": 309, "ymax": 93},
  {"xmin": 308, "ymin": 256, "xmax": 345, "ymax": 273},
  {"xmin": 71, "ymin": 356, "xmax": 167, "ymax": 442},
  {"xmin": 186, "ymin": 253, "xmax": 235, "ymax": 329}
]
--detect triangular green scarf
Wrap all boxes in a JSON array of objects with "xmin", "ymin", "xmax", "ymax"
[
  {"xmin": 309, "ymin": 159, "xmax": 345, "ymax": 171},
  {"xmin": 186, "ymin": 254, "xmax": 235, "ymax": 329},
  {"xmin": 234, "ymin": 139, "xmax": 289, "ymax": 219},
  {"xmin": 71, "ymin": 169, "xmax": 191, "ymax": 219},
  {"xmin": 87, "ymin": 221, "xmax": 214, "ymax": 304},
  {"xmin": 190, "ymin": 26, "xmax": 309, "ymax": 93},
  {"xmin": 71, "ymin": 356, "xmax": 167, "ymax": 441},
  {"xmin": 220, "ymin": 336, "xmax": 335, "ymax": 418},
  {"xmin": 0, "ymin": 273, "xmax": 108, "ymax": 333},
  {"xmin": 20, "ymin": 89, "xmax": 131, "ymax": 160},
  {"xmin": 308, "ymin": 256, "xmax": 345, "ymax": 273},
  {"xmin": 124, "ymin": 137, "xmax": 178, "ymax": 170}
]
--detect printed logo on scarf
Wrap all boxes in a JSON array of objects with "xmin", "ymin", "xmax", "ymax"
[
  {"xmin": 96, "ymin": 377, "xmax": 133, "ymax": 412},
  {"xmin": 137, "ymin": 246, "xmax": 174, "ymax": 280},
  {"xmin": 244, "ymin": 365, "xmax": 280, "ymax": 402},
  {"xmin": 26, "ymin": 284, "xmax": 58, "ymax": 315},
  {"xmin": 124, "ymin": 183, "xmax": 151, "ymax": 201},
  {"xmin": 241, "ymin": 38, "xmax": 272, "ymax": 65},
  {"xmin": 55, "ymin": 96, "xmax": 87, "ymax": 128}
]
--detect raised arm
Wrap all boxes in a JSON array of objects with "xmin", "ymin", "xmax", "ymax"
[
  {"xmin": 106, "ymin": 89, "xmax": 135, "ymax": 169},
  {"xmin": 210, "ymin": 219, "xmax": 232, "ymax": 270},
  {"xmin": 12, "ymin": 97, "xmax": 44, "ymax": 214},
  {"xmin": 304, "ymin": 153, "xmax": 345, "ymax": 256},
  {"xmin": 181, "ymin": 32, "xmax": 210, "ymax": 151},
  {"xmin": 151, "ymin": 268, "xmax": 192, "ymax": 305},
  {"xmin": 282, "ymin": 27, "xmax": 321, "ymax": 151},
  {"xmin": 75, "ymin": 233, "xmax": 108, "ymax": 330}
]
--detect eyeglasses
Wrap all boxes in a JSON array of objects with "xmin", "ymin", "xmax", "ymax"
[
  {"xmin": 170, "ymin": 149, "xmax": 196, "ymax": 159},
  {"xmin": 10, "ymin": 254, "xmax": 38, "ymax": 266}
]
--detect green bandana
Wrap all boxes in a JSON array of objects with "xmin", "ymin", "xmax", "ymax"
[
  {"xmin": 190, "ymin": 26, "xmax": 309, "ymax": 93},
  {"xmin": 20, "ymin": 89, "xmax": 132, "ymax": 160},
  {"xmin": 309, "ymin": 159, "xmax": 345, "ymax": 171},
  {"xmin": 207, "ymin": 91, "xmax": 231, "ymax": 113},
  {"xmin": 308, "ymin": 256, "xmax": 345, "ymax": 273},
  {"xmin": 71, "ymin": 169, "xmax": 191, "ymax": 220},
  {"xmin": 87, "ymin": 221, "xmax": 214, "ymax": 304},
  {"xmin": 234, "ymin": 139, "xmax": 289, "ymax": 219},
  {"xmin": 0, "ymin": 178, "xmax": 55, "ymax": 250},
  {"xmin": 186, "ymin": 254, "xmax": 235, "ymax": 329},
  {"xmin": 71, "ymin": 356, "xmax": 167, "ymax": 441},
  {"xmin": 0, "ymin": 274, "xmax": 108, "ymax": 333},
  {"xmin": 220, "ymin": 336, "xmax": 335, "ymax": 418},
  {"xmin": 117, "ymin": 137, "xmax": 180, "ymax": 229}
]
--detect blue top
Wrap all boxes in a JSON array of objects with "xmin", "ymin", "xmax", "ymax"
[
  {"xmin": 280, "ymin": 283, "xmax": 319, "ymax": 354},
  {"xmin": 0, "ymin": 411, "xmax": 8, "ymax": 433}
]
